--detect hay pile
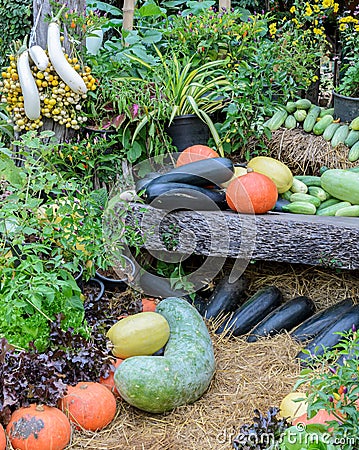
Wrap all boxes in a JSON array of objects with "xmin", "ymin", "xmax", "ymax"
[
  {"xmin": 266, "ymin": 128, "xmax": 357, "ymax": 176},
  {"xmin": 67, "ymin": 262, "xmax": 359, "ymax": 450}
]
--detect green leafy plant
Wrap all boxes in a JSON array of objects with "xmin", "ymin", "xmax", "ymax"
[
  {"xmin": 294, "ymin": 328, "xmax": 359, "ymax": 450},
  {"xmin": 279, "ymin": 423, "xmax": 335, "ymax": 450},
  {"xmin": 336, "ymin": 7, "xmax": 359, "ymax": 97},
  {"xmin": 124, "ymin": 46, "xmax": 231, "ymax": 154}
]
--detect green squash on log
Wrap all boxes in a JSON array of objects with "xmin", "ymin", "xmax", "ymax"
[
  {"xmin": 321, "ymin": 169, "xmax": 359, "ymax": 205},
  {"xmin": 114, "ymin": 297, "xmax": 215, "ymax": 413}
]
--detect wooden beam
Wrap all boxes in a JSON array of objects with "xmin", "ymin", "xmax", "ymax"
[
  {"xmin": 123, "ymin": 0, "xmax": 135, "ymax": 31},
  {"xmin": 123, "ymin": 204, "xmax": 359, "ymax": 270}
]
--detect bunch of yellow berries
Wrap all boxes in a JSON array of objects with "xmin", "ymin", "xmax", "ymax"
[{"xmin": 0, "ymin": 52, "xmax": 96, "ymax": 132}]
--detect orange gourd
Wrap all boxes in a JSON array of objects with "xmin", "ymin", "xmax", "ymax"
[
  {"xmin": 176, "ymin": 145, "xmax": 219, "ymax": 167},
  {"xmin": 0, "ymin": 424, "xmax": 6, "ymax": 450},
  {"xmin": 59, "ymin": 382, "xmax": 117, "ymax": 431},
  {"xmin": 99, "ymin": 358, "xmax": 123, "ymax": 396},
  {"xmin": 6, "ymin": 404, "xmax": 71, "ymax": 450},
  {"xmin": 292, "ymin": 409, "xmax": 341, "ymax": 428},
  {"xmin": 226, "ymin": 171, "xmax": 278, "ymax": 214},
  {"xmin": 141, "ymin": 297, "xmax": 157, "ymax": 312}
]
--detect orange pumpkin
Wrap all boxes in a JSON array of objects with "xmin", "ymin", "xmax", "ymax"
[
  {"xmin": 59, "ymin": 382, "xmax": 117, "ymax": 431},
  {"xmin": 226, "ymin": 171, "xmax": 278, "ymax": 214},
  {"xmin": 6, "ymin": 404, "xmax": 71, "ymax": 450},
  {"xmin": 141, "ymin": 297, "xmax": 157, "ymax": 312},
  {"xmin": 292, "ymin": 409, "xmax": 342, "ymax": 428},
  {"xmin": 99, "ymin": 358, "xmax": 123, "ymax": 396},
  {"xmin": 0, "ymin": 424, "xmax": 6, "ymax": 450},
  {"xmin": 176, "ymin": 145, "xmax": 219, "ymax": 167}
]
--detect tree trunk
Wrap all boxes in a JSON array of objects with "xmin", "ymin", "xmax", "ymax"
[{"xmin": 32, "ymin": 0, "xmax": 86, "ymax": 142}]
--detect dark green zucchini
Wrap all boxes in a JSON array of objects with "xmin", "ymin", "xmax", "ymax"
[
  {"xmin": 272, "ymin": 198, "xmax": 291, "ymax": 212},
  {"xmin": 144, "ymin": 182, "xmax": 227, "ymax": 210},
  {"xmin": 135, "ymin": 172, "xmax": 162, "ymax": 194},
  {"xmin": 204, "ymin": 274, "xmax": 247, "ymax": 320},
  {"xmin": 215, "ymin": 286, "xmax": 282, "ymax": 336},
  {"xmin": 296, "ymin": 304, "xmax": 359, "ymax": 364},
  {"xmin": 145, "ymin": 157, "xmax": 234, "ymax": 188},
  {"xmin": 247, "ymin": 296, "xmax": 315, "ymax": 342},
  {"xmin": 138, "ymin": 272, "xmax": 189, "ymax": 298},
  {"xmin": 290, "ymin": 298, "xmax": 354, "ymax": 343},
  {"xmin": 184, "ymin": 293, "xmax": 209, "ymax": 316}
]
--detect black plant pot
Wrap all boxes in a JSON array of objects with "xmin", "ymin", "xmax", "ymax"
[
  {"xmin": 333, "ymin": 91, "xmax": 359, "ymax": 122},
  {"xmin": 165, "ymin": 114, "xmax": 210, "ymax": 152},
  {"xmin": 95, "ymin": 255, "xmax": 136, "ymax": 292},
  {"xmin": 80, "ymin": 277, "xmax": 105, "ymax": 302}
]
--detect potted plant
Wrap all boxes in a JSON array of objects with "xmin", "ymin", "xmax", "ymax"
[
  {"xmin": 333, "ymin": 8, "xmax": 359, "ymax": 121},
  {"xmin": 123, "ymin": 46, "xmax": 232, "ymax": 154}
]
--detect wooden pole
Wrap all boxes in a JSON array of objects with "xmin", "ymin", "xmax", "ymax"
[
  {"xmin": 123, "ymin": 0, "xmax": 135, "ymax": 31},
  {"xmin": 219, "ymin": 0, "xmax": 231, "ymax": 9}
]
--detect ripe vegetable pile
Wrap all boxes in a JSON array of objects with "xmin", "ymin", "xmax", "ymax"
[
  {"xmin": 0, "ymin": 7, "xmax": 96, "ymax": 132},
  {"xmin": 265, "ymin": 97, "xmax": 359, "ymax": 163}
]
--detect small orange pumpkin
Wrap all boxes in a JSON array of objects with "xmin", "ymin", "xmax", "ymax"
[
  {"xmin": 59, "ymin": 382, "xmax": 117, "ymax": 431},
  {"xmin": 176, "ymin": 145, "xmax": 219, "ymax": 167},
  {"xmin": 0, "ymin": 424, "xmax": 6, "ymax": 450},
  {"xmin": 226, "ymin": 171, "xmax": 278, "ymax": 214},
  {"xmin": 141, "ymin": 297, "xmax": 157, "ymax": 312},
  {"xmin": 6, "ymin": 404, "xmax": 71, "ymax": 450},
  {"xmin": 99, "ymin": 358, "xmax": 123, "ymax": 396},
  {"xmin": 292, "ymin": 409, "xmax": 341, "ymax": 428}
]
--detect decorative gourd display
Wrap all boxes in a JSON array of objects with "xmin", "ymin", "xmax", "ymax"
[
  {"xmin": 226, "ymin": 172, "xmax": 278, "ymax": 214},
  {"xmin": 0, "ymin": 424, "xmax": 5, "ymax": 450},
  {"xmin": 176, "ymin": 145, "xmax": 219, "ymax": 167},
  {"xmin": 114, "ymin": 297, "xmax": 216, "ymax": 413},
  {"xmin": 6, "ymin": 404, "xmax": 71, "ymax": 450},
  {"xmin": 279, "ymin": 392, "xmax": 308, "ymax": 420},
  {"xmin": 59, "ymin": 382, "xmax": 117, "ymax": 431},
  {"xmin": 247, "ymin": 156, "xmax": 293, "ymax": 194},
  {"xmin": 99, "ymin": 358, "xmax": 123, "ymax": 396},
  {"xmin": 106, "ymin": 311, "xmax": 170, "ymax": 359}
]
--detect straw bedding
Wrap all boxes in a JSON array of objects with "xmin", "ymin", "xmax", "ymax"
[
  {"xmin": 66, "ymin": 261, "xmax": 359, "ymax": 450},
  {"xmin": 266, "ymin": 128, "xmax": 357, "ymax": 176}
]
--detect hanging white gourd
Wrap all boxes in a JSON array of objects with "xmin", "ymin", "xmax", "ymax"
[
  {"xmin": 47, "ymin": 6, "xmax": 87, "ymax": 95},
  {"xmin": 17, "ymin": 48, "xmax": 41, "ymax": 120}
]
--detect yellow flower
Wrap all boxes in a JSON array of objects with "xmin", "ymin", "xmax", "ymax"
[
  {"xmin": 312, "ymin": 75, "xmax": 319, "ymax": 82},
  {"xmin": 322, "ymin": 0, "xmax": 334, "ymax": 7},
  {"xmin": 334, "ymin": 3, "xmax": 339, "ymax": 12},
  {"xmin": 314, "ymin": 27, "xmax": 324, "ymax": 35},
  {"xmin": 305, "ymin": 4, "xmax": 313, "ymax": 16},
  {"xmin": 339, "ymin": 23, "xmax": 347, "ymax": 31},
  {"xmin": 290, "ymin": 6, "xmax": 296, "ymax": 13},
  {"xmin": 314, "ymin": 5, "xmax": 320, "ymax": 13}
]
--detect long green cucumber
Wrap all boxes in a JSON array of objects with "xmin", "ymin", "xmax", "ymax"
[
  {"xmin": 335, "ymin": 205, "xmax": 359, "ymax": 217},
  {"xmin": 265, "ymin": 109, "xmax": 288, "ymax": 131},
  {"xmin": 308, "ymin": 186, "xmax": 329, "ymax": 202},
  {"xmin": 289, "ymin": 193, "xmax": 321, "ymax": 208},
  {"xmin": 331, "ymin": 124, "xmax": 350, "ymax": 147},
  {"xmin": 319, "ymin": 107, "xmax": 334, "ymax": 118},
  {"xmin": 323, "ymin": 123, "xmax": 340, "ymax": 141},
  {"xmin": 303, "ymin": 106, "xmax": 321, "ymax": 133},
  {"xmin": 316, "ymin": 201, "xmax": 352, "ymax": 216},
  {"xmin": 348, "ymin": 141, "xmax": 359, "ymax": 162},
  {"xmin": 345, "ymin": 129, "xmax": 359, "ymax": 148},
  {"xmin": 294, "ymin": 175, "xmax": 322, "ymax": 187},
  {"xmin": 312, "ymin": 114, "xmax": 333, "ymax": 135},
  {"xmin": 316, "ymin": 198, "xmax": 340, "ymax": 211},
  {"xmin": 282, "ymin": 201, "xmax": 317, "ymax": 215},
  {"xmin": 114, "ymin": 297, "xmax": 215, "ymax": 413},
  {"xmin": 290, "ymin": 178, "xmax": 308, "ymax": 193}
]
